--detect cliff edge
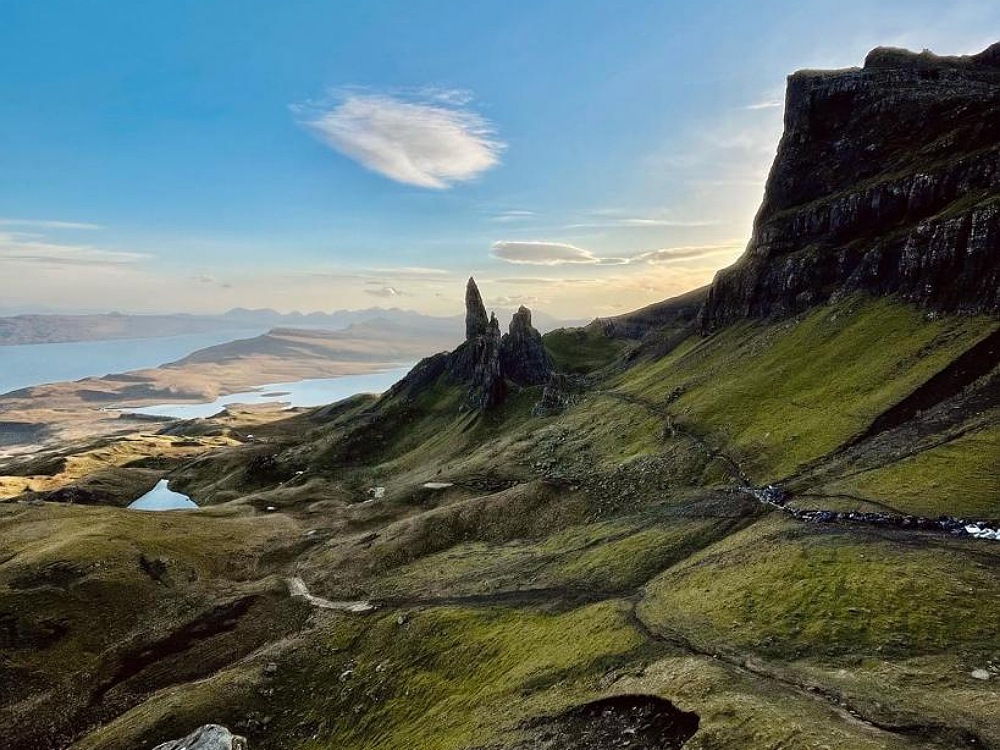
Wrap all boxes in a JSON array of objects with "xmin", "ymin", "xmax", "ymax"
[{"xmin": 701, "ymin": 43, "xmax": 1000, "ymax": 330}]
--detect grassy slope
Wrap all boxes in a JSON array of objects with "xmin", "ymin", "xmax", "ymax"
[
  {"xmin": 616, "ymin": 296, "xmax": 997, "ymax": 480},
  {"xmin": 542, "ymin": 326, "xmax": 627, "ymax": 374},
  {"xmin": 820, "ymin": 424, "xmax": 1000, "ymax": 518}
]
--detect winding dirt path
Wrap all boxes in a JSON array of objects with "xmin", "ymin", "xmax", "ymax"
[{"xmin": 285, "ymin": 576, "xmax": 375, "ymax": 613}]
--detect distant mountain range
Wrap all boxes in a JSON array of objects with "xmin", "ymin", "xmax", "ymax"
[{"xmin": 0, "ymin": 307, "xmax": 578, "ymax": 346}]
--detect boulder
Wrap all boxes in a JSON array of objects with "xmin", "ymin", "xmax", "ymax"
[{"xmin": 152, "ymin": 725, "xmax": 247, "ymax": 750}]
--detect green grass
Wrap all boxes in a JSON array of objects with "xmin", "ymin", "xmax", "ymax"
[
  {"xmin": 639, "ymin": 515, "xmax": 1000, "ymax": 660},
  {"xmin": 820, "ymin": 424, "xmax": 1000, "ymax": 518},
  {"xmin": 543, "ymin": 326, "xmax": 626, "ymax": 374},
  {"xmin": 616, "ymin": 296, "xmax": 997, "ymax": 479},
  {"xmin": 267, "ymin": 603, "xmax": 643, "ymax": 750},
  {"xmin": 371, "ymin": 510, "xmax": 742, "ymax": 598}
]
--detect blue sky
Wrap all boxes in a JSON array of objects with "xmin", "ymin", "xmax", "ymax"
[{"xmin": 2, "ymin": 1, "xmax": 998, "ymax": 316}]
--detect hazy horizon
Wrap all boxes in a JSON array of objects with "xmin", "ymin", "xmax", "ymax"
[{"xmin": 3, "ymin": 1, "xmax": 998, "ymax": 318}]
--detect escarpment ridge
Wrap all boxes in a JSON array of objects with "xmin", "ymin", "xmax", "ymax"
[{"xmin": 700, "ymin": 42, "xmax": 1000, "ymax": 330}]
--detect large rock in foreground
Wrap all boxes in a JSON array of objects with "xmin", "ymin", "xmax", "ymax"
[
  {"xmin": 152, "ymin": 725, "xmax": 247, "ymax": 750},
  {"xmin": 701, "ymin": 43, "xmax": 1000, "ymax": 330}
]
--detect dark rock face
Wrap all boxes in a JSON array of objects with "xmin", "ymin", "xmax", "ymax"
[
  {"xmin": 460, "ymin": 312, "xmax": 506, "ymax": 411},
  {"xmin": 443, "ymin": 282, "xmax": 555, "ymax": 411},
  {"xmin": 500, "ymin": 306, "xmax": 554, "ymax": 386},
  {"xmin": 465, "ymin": 277, "xmax": 490, "ymax": 340},
  {"xmin": 700, "ymin": 43, "xmax": 1000, "ymax": 331}
]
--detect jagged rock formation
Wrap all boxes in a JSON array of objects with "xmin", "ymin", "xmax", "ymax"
[
  {"xmin": 461, "ymin": 311, "xmax": 506, "ymax": 411},
  {"xmin": 500, "ymin": 306, "xmax": 554, "ymax": 386},
  {"xmin": 532, "ymin": 372, "xmax": 575, "ymax": 416},
  {"xmin": 152, "ymin": 725, "xmax": 247, "ymax": 750},
  {"xmin": 701, "ymin": 43, "xmax": 1000, "ymax": 330},
  {"xmin": 465, "ymin": 276, "xmax": 490, "ymax": 339},
  {"xmin": 390, "ymin": 279, "xmax": 554, "ymax": 412}
]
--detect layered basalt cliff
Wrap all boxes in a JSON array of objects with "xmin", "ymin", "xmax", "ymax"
[{"xmin": 701, "ymin": 43, "xmax": 1000, "ymax": 330}]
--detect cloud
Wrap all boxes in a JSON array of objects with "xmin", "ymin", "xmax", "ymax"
[
  {"xmin": 294, "ymin": 88, "xmax": 505, "ymax": 189},
  {"xmin": 0, "ymin": 218, "xmax": 102, "ymax": 230},
  {"xmin": 0, "ymin": 232, "xmax": 148, "ymax": 268},
  {"xmin": 490, "ymin": 210, "xmax": 537, "ymax": 222},
  {"xmin": 563, "ymin": 217, "xmax": 719, "ymax": 229},
  {"xmin": 487, "ymin": 294, "xmax": 544, "ymax": 307},
  {"xmin": 491, "ymin": 241, "xmax": 598, "ymax": 265},
  {"xmin": 628, "ymin": 244, "xmax": 741, "ymax": 264},
  {"xmin": 365, "ymin": 285, "xmax": 407, "ymax": 298},
  {"xmin": 491, "ymin": 240, "xmax": 741, "ymax": 266},
  {"xmin": 744, "ymin": 98, "xmax": 784, "ymax": 110}
]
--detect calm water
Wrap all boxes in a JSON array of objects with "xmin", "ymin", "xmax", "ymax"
[
  {"xmin": 127, "ymin": 479, "xmax": 198, "ymax": 511},
  {"xmin": 0, "ymin": 330, "xmax": 264, "ymax": 396},
  {"xmin": 127, "ymin": 365, "xmax": 413, "ymax": 419}
]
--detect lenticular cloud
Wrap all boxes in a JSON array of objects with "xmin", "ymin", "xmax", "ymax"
[{"xmin": 295, "ymin": 89, "xmax": 504, "ymax": 189}]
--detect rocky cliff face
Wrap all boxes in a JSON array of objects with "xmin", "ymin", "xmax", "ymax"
[
  {"xmin": 500, "ymin": 306, "xmax": 555, "ymax": 386},
  {"xmin": 700, "ymin": 43, "xmax": 1000, "ymax": 330},
  {"xmin": 441, "ymin": 280, "xmax": 553, "ymax": 411},
  {"xmin": 465, "ymin": 277, "xmax": 490, "ymax": 339}
]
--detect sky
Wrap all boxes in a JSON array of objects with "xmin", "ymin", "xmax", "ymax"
[{"xmin": 2, "ymin": 1, "xmax": 998, "ymax": 319}]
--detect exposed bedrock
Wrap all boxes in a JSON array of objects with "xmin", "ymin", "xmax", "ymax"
[{"xmin": 701, "ymin": 43, "xmax": 1000, "ymax": 330}]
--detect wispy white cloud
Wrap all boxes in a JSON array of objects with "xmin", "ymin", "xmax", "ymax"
[
  {"xmin": 490, "ymin": 210, "xmax": 537, "ymax": 222},
  {"xmin": 744, "ymin": 98, "xmax": 784, "ymax": 110},
  {"xmin": 0, "ymin": 218, "xmax": 103, "ymax": 230},
  {"xmin": 293, "ymin": 88, "xmax": 505, "ymax": 189},
  {"xmin": 563, "ymin": 217, "xmax": 719, "ymax": 229},
  {"xmin": 487, "ymin": 294, "xmax": 544, "ymax": 307},
  {"xmin": 491, "ymin": 241, "xmax": 598, "ymax": 266},
  {"xmin": 0, "ymin": 232, "xmax": 148, "ymax": 268},
  {"xmin": 365, "ymin": 285, "xmax": 407, "ymax": 298},
  {"xmin": 628, "ymin": 244, "xmax": 740, "ymax": 264},
  {"xmin": 491, "ymin": 239, "xmax": 741, "ymax": 266}
]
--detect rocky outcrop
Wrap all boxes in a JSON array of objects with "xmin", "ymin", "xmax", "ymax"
[
  {"xmin": 459, "ymin": 312, "xmax": 506, "ymax": 411},
  {"xmin": 531, "ymin": 372, "xmax": 573, "ymax": 417},
  {"xmin": 700, "ymin": 43, "xmax": 1000, "ymax": 330},
  {"xmin": 500, "ymin": 306, "xmax": 554, "ymax": 386},
  {"xmin": 383, "ymin": 280, "xmax": 555, "ymax": 413},
  {"xmin": 152, "ymin": 725, "xmax": 247, "ymax": 750},
  {"xmin": 465, "ymin": 277, "xmax": 490, "ymax": 340},
  {"xmin": 390, "ymin": 280, "xmax": 555, "ymax": 412}
]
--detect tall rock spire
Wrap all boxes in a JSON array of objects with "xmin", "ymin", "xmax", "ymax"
[{"xmin": 465, "ymin": 277, "xmax": 489, "ymax": 340}]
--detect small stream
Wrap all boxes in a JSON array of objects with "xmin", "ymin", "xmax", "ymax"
[{"xmin": 746, "ymin": 485, "xmax": 1000, "ymax": 541}]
